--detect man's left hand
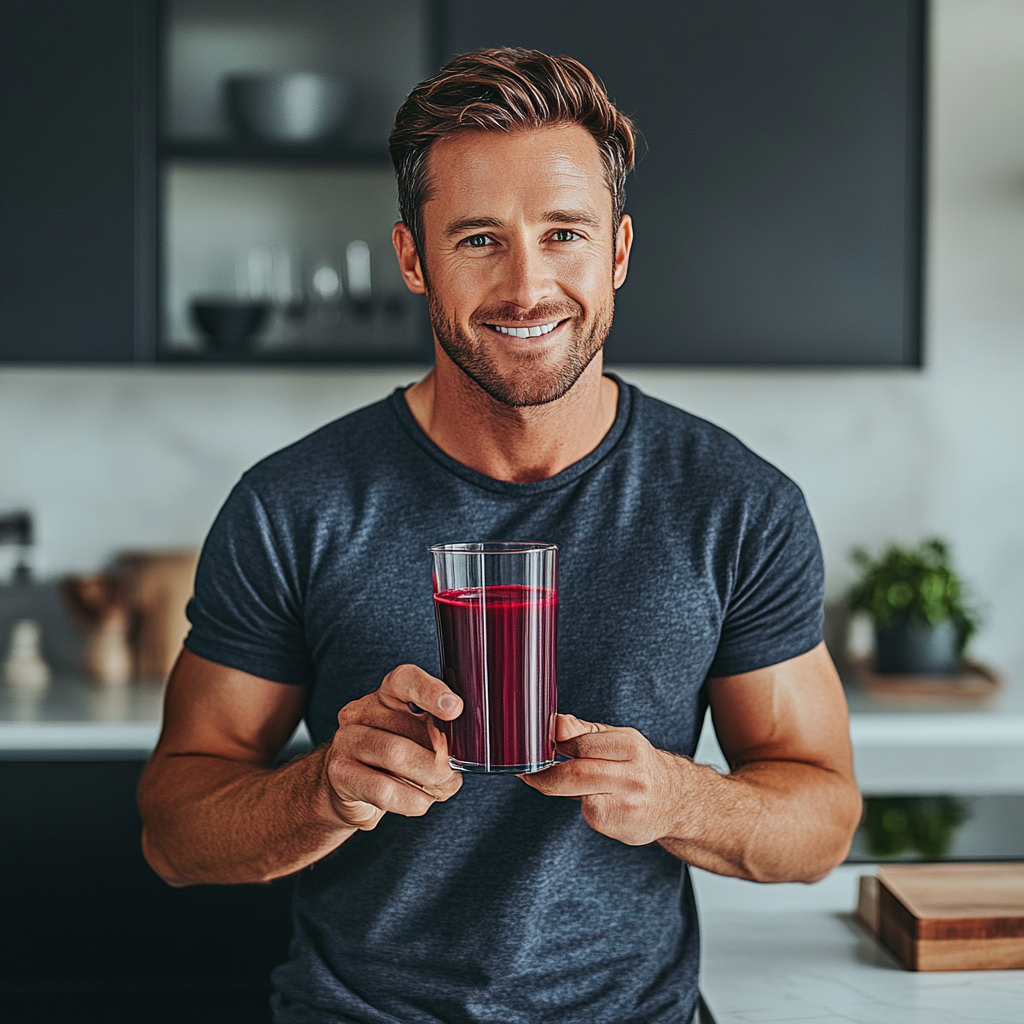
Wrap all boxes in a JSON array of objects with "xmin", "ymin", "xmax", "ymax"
[{"xmin": 520, "ymin": 714, "xmax": 689, "ymax": 846}]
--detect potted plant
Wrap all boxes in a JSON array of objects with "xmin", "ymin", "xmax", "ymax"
[
  {"xmin": 862, "ymin": 796, "xmax": 969, "ymax": 859},
  {"xmin": 847, "ymin": 538, "xmax": 981, "ymax": 674}
]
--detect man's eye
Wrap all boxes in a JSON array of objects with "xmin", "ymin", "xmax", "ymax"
[
  {"xmin": 464, "ymin": 234, "xmax": 491, "ymax": 248},
  {"xmin": 552, "ymin": 229, "xmax": 580, "ymax": 242}
]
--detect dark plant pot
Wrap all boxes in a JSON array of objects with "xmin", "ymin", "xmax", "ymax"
[
  {"xmin": 874, "ymin": 618, "xmax": 961, "ymax": 674},
  {"xmin": 190, "ymin": 300, "xmax": 270, "ymax": 351}
]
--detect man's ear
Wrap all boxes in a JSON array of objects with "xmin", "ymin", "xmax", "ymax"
[
  {"xmin": 392, "ymin": 222, "xmax": 427, "ymax": 295},
  {"xmin": 613, "ymin": 214, "xmax": 633, "ymax": 290}
]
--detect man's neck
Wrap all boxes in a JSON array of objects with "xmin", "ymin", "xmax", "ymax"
[{"xmin": 403, "ymin": 351, "xmax": 619, "ymax": 483}]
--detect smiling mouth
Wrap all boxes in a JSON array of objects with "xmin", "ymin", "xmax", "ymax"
[{"xmin": 485, "ymin": 319, "xmax": 566, "ymax": 339}]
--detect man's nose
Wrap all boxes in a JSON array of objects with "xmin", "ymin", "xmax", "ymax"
[{"xmin": 499, "ymin": 238, "xmax": 554, "ymax": 311}]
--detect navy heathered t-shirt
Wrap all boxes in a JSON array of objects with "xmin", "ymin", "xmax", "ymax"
[{"xmin": 185, "ymin": 378, "xmax": 824, "ymax": 1024}]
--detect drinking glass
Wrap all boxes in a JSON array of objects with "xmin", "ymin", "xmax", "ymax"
[{"xmin": 430, "ymin": 542, "xmax": 558, "ymax": 774}]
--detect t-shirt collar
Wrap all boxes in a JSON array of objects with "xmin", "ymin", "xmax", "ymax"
[{"xmin": 388, "ymin": 373, "xmax": 634, "ymax": 495}]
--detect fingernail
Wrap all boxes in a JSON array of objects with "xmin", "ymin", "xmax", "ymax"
[{"xmin": 438, "ymin": 694, "xmax": 459, "ymax": 714}]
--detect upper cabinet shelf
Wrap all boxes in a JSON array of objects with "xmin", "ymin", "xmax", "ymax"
[
  {"xmin": 157, "ymin": 0, "xmax": 433, "ymax": 362},
  {"xmin": 160, "ymin": 139, "xmax": 392, "ymax": 167},
  {"xmin": 161, "ymin": 0, "xmax": 426, "ymax": 167}
]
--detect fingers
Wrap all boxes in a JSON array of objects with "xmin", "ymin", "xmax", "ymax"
[
  {"xmin": 378, "ymin": 664, "xmax": 463, "ymax": 721},
  {"xmin": 556, "ymin": 721, "xmax": 639, "ymax": 762},
  {"xmin": 345, "ymin": 722, "xmax": 455, "ymax": 797},
  {"xmin": 520, "ymin": 758, "xmax": 617, "ymax": 798},
  {"xmin": 522, "ymin": 723, "xmax": 650, "ymax": 797},
  {"xmin": 555, "ymin": 713, "xmax": 608, "ymax": 742},
  {"xmin": 327, "ymin": 758, "xmax": 462, "ymax": 824},
  {"xmin": 326, "ymin": 667, "xmax": 466, "ymax": 829}
]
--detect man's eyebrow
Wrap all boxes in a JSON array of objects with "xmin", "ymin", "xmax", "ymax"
[
  {"xmin": 544, "ymin": 209, "xmax": 601, "ymax": 228},
  {"xmin": 444, "ymin": 217, "xmax": 504, "ymax": 238},
  {"xmin": 443, "ymin": 210, "xmax": 602, "ymax": 238}
]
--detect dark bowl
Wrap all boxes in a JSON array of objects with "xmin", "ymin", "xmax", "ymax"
[
  {"xmin": 190, "ymin": 300, "xmax": 270, "ymax": 351},
  {"xmin": 225, "ymin": 74, "xmax": 350, "ymax": 145}
]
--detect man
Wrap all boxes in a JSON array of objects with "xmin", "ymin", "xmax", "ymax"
[{"xmin": 139, "ymin": 48, "xmax": 861, "ymax": 1024}]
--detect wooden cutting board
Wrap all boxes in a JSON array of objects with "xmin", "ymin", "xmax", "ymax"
[{"xmin": 876, "ymin": 863, "xmax": 1024, "ymax": 971}]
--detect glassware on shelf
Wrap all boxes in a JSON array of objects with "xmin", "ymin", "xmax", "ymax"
[
  {"xmin": 308, "ymin": 256, "xmax": 344, "ymax": 304},
  {"xmin": 346, "ymin": 240, "xmax": 372, "ymax": 315},
  {"xmin": 236, "ymin": 248, "xmax": 301, "ymax": 309}
]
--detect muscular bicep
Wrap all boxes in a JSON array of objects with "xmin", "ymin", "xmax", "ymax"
[
  {"xmin": 706, "ymin": 642, "xmax": 854, "ymax": 779},
  {"xmin": 153, "ymin": 648, "xmax": 306, "ymax": 767}
]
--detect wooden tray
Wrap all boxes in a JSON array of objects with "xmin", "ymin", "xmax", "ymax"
[
  {"xmin": 848, "ymin": 658, "xmax": 1000, "ymax": 706},
  {"xmin": 871, "ymin": 863, "xmax": 1024, "ymax": 971}
]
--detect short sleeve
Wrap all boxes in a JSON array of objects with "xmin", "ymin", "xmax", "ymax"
[
  {"xmin": 184, "ymin": 479, "xmax": 313, "ymax": 686},
  {"xmin": 708, "ymin": 483, "xmax": 824, "ymax": 678}
]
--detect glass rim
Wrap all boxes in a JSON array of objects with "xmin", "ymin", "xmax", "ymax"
[{"xmin": 429, "ymin": 541, "xmax": 558, "ymax": 554}]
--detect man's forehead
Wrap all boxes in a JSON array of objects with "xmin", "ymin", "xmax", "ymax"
[{"xmin": 423, "ymin": 124, "xmax": 610, "ymax": 219}]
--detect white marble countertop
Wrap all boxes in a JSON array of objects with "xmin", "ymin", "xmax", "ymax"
[
  {"xmin": 692, "ymin": 865, "xmax": 1024, "ymax": 1023},
  {"xmin": 694, "ymin": 677, "xmax": 1024, "ymax": 795},
  {"xmin": 0, "ymin": 678, "xmax": 166, "ymax": 756},
  {"xmin": 4, "ymin": 677, "xmax": 1024, "ymax": 797},
  {"xmin": 0, "ymin": 676, "xmax": 314, "ymax": 757}
]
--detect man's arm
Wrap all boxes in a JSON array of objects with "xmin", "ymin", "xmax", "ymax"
[
  {"xmin": 521, "ymin": 642, "xmax": 861, "ymax": 883},
  {"xmin": 138, "ymin": 650, "xmax": 463, "ymax": 887}
]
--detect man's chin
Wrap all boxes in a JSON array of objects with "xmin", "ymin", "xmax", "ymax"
[
  {"xmin": 448, "ymin": 347, "xmax": 600, "ymax": 408},
  {"xmin": 428, "ymin": 296, "xmax": 612, "ymax": 409}
]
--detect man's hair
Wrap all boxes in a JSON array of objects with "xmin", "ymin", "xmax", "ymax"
[{"xmin": 389, "ymin": 47, "xmax": 637, "ymax": 268}]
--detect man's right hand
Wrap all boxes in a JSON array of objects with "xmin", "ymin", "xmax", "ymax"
[{"xmin": 322, "ymin": 664, "xmax": 464, "ymax": 831}]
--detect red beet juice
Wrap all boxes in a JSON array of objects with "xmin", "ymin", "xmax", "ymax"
[{"xmin": 433, "ymin": 583, "xmax": 557, "ymax": 772}]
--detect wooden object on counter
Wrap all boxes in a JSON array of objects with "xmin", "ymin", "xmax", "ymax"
[
  {"xmin": 857, "ymin": 874, "xmax": 881, "ymax": 936},
  {"xmin": 117, "ymin": 550, "xmax": 199, "ymax": 681},
  {"xmin": 875, "ymin": 863, "xmax": 1024, "ymax": 971},
  {"xmin": 61, "ymin": 574, "xmax": 132, "ymax": 687},
  {"xmin": 847, "ymin": 657, "xmax": 1000, "ymax": 706}
]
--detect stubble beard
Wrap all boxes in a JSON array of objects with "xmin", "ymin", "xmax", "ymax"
[{"xmin": 428, "ymin": 293, "xmax": 615, "ymax": 408}]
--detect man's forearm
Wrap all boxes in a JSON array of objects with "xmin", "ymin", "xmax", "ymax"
[
  {"xmin": 657, "ymin": 754, "xmax": 862, "ymax": 883},
  {"xmin": 139, "ymin": 745, "xmax": 354, "ymax": 886}
]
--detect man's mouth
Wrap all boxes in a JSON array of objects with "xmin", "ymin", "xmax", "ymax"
[{"xmin": 484, "ymin": 319, "xmax": 566, "ymax": 339}]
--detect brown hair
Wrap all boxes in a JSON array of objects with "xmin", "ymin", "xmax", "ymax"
[{"xmin": 389, "ymin": 47, "xmax": 636, "ymax": 268}]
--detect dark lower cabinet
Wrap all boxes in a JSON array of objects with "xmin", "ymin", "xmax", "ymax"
[{"xmin": 0, "ymin": 761, "xmax": 294, "ymax": 1024}]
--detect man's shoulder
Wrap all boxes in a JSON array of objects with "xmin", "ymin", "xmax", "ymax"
[
  {"xmin": 239, "ymin": 392, "xmax": 404, "ymax": 495},
  {"xmin": 630, "ymin": 386, "xmax": 800, "ymax": 502}
]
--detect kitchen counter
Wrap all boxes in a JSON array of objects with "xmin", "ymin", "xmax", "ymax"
[
  {"xmin": 693, "ymin": 864, "xmax": 1024, "ymax": 1023},
  {"xmin": 0, "ymin": 677, "xmax": 312, "ymax": 757},
  {"xmin": 4, "ymin": 677, "xmax": 1024, "ymax": 795},
  {"xmin": 0, "ymin": 677, "xmax": 165, "ymax": 756},
  {"xmin": 4, "ymin": 682, "xmax": 1023, "ymax": 1020},
  {"xmin": 694, "ymin": 677, "xmax": 1024, "ymax": 795}
]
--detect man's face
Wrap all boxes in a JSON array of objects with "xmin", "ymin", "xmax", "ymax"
[{"xmin": 410, "ymin": 125, "xmax": 632, "ymax": 407}]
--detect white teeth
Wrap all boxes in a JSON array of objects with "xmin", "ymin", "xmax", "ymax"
[{"xmin": 490, "ymin": 321, "xmax": 559, "ymax": 338}]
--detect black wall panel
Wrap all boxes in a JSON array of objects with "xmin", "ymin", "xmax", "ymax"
[
  {"xmin": 446, "ymin": 0, "xmax": 925, "ymax": 365},
  {"xmin": 0, "ymin": 1, "xmax": 157, "ymax": 362}
]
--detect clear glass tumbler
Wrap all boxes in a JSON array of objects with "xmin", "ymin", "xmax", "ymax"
[{"xmin": 430, "ymin": 542, "xmax": 558, "ymax": 774}]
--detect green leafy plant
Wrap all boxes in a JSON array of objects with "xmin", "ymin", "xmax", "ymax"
[
  {"xmin": 862, "ymin": 796, "xmax": 969, "ymax": 859},
  {"xmin": 847, "ymin": 538, "xmax": 981, "ymax": 651}
]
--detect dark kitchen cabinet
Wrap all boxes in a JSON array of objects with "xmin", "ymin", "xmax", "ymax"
[
  {"xmin": 0, "ymin": 760, "xmax": 294, "ymax": 1024},
  {"xmin": 0, "ymin": 1, "xmax": 158, "ymax": 362},
  {"xmin": 1, "ymin": 0, "xmax": 925, "ymax": 366},
  {"xmin": 447, "ymin": 0, "xmax": 926, "ymax": 366},
  {"xmin": 157, "ymin": 0, "xmax": 434, "ymax": 363}
]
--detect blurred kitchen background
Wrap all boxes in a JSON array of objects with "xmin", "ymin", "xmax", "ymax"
[
  {"xmin": 0, "ymin": 0, "xmax": 1019, "ymax": 672},
  {"xmin": 2, "ymin": 1, "xmax": 1023, "ymax": 1022}
]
